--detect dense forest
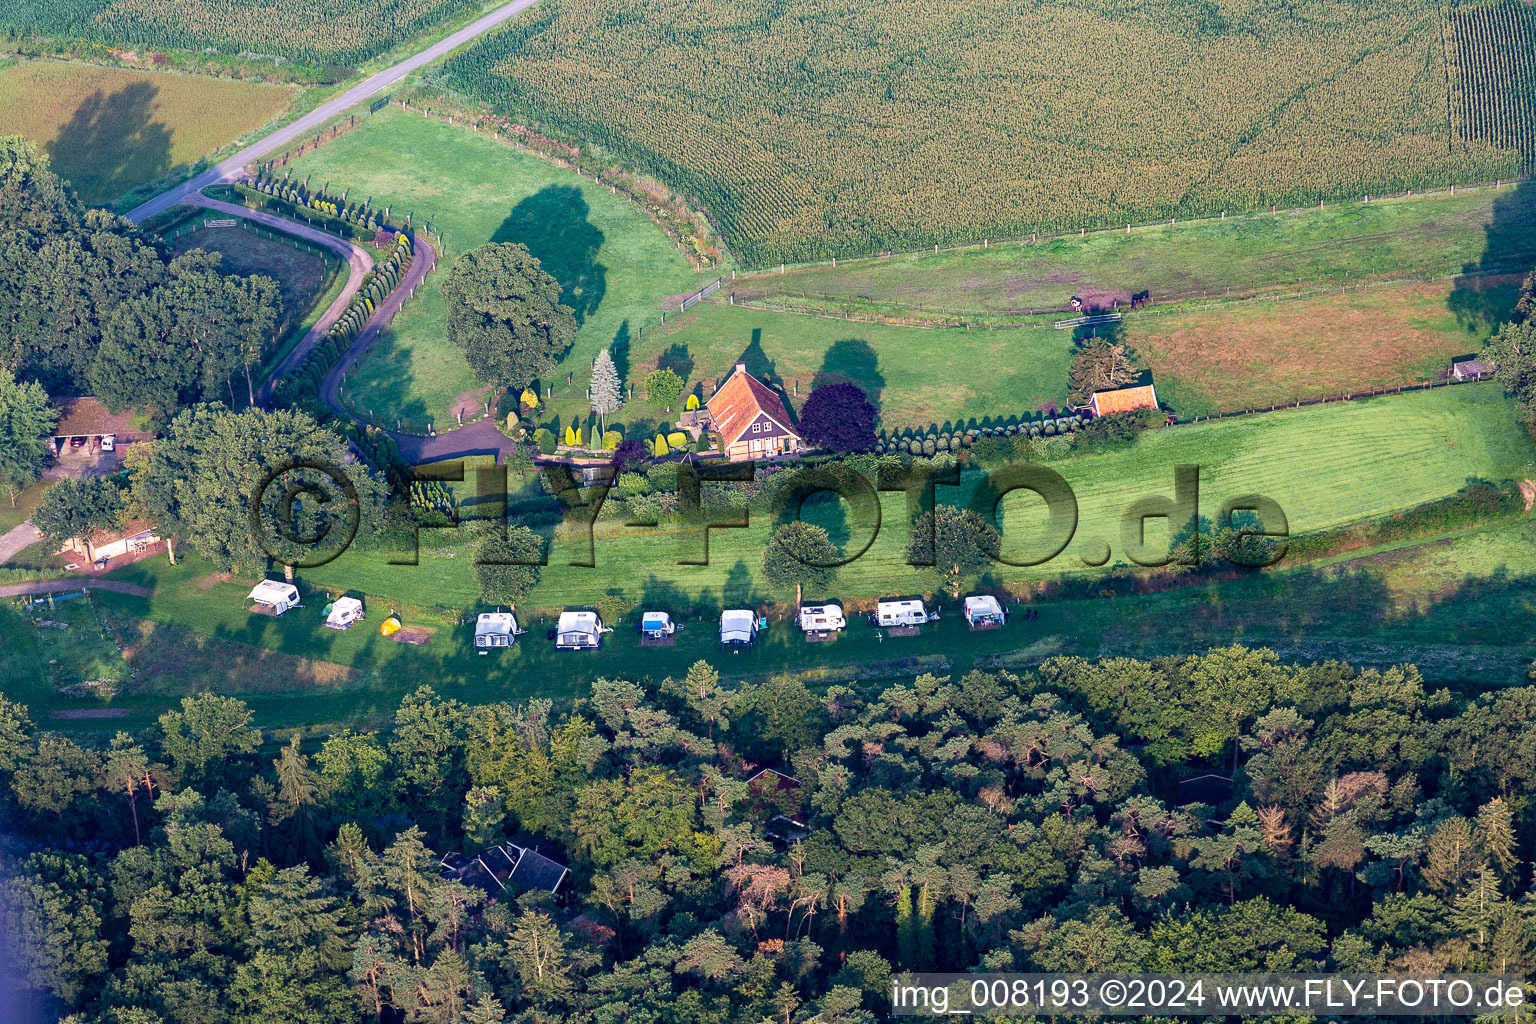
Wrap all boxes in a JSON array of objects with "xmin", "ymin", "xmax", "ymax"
[{"xmin": 4, "ymin": 646, "xmax": 1536, "ymax": 1022}]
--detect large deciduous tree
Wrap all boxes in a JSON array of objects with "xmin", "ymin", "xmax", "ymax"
[
  {"xmin": 761, "ymin": 520, "xmax": 839, "ymax": 605},
  {"xmin": 798, "ymin": 382, "xmax": 877, "ymax": 453},
  {"xmin": 1485, "ymin": 319, "xmax": 1536, "ymax": 427},
  {"xmin": 907, "ymin": 505, "xmax": 1000, "ymax": 596},
  {"xmin": 31, "ymin": 475, "xmax": 126, "ymax": 559},
  {"xmin": 0, "ymin": 366, "xmax": 57, "ymax": 502},
  {"xmin": 643, "ymin": 367, "xmax": 684, "ymax": 411},
  {"xmin": 442, "ymin": 243, "xmax": 576, "ymax": 394},
  {"xmin": 129, "ymin": 404, "xmax": 387, "ymax": 575},
  {"xmin": 473, "ymin": 525, "xmax": 544, "ymax": 604}
]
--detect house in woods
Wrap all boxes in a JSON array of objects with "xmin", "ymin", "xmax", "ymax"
[
  {"xmin": 1088, "ymin": 383, "xmax": 1159, "ymax": 417},
  {"xmin": 705, "ymin": 362, "xmax": 801, "ymax": 461},
  {"xmin": 440, "ymin": 835, "xmax": 570, "ymax": 900},
  {"xmin": 762, "ymin": 814, "xmax": 809, "ymax": 850},
  {"xmin": 1452, "ymin": 357, "xmax": 1491, "ymax": 381},
  {"xmin": 56, "ymin": 520, "xmax": 162, "ymax": 569},
  {"xmin": 746, "ymin": 767, "xmax": 801, "ymax": 798}
]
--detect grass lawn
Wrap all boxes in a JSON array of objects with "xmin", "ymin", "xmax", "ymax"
[
  {"xmin": 731, "ymin": 185, "xmax": 1536, "ymax": 318},
  {"xmin": 1130, "ymin": 275, "xmax": 1522, "ymax": 416},
  {"xmin": 0, "ymin": 478, "xmax": 48, "ymax": 536},
  {"xmin": 628, "ymin": 302, "xmax": 1073, "ymax": 431},
  {"xmin": 168, "ymin": 221, "xmax": 339, "ymax": 381},
  {"xmin": 0, "ymin": 60, "xmax": 296, "ymax": 206},
  {"xmin": 283, "ymin": 107, "xmax": 711, "ymax": 433},
  {"xmin": 301, "ymin": 384, "xmax": 1534, "ymax": 609}
]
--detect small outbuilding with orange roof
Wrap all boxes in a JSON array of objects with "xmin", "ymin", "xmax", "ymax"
[{"xmin": 1088, "ymin": 384, "xmax": 1159, "ymax": 417}]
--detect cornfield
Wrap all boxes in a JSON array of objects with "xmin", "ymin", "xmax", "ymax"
[
  {"xmin": 1449, "ymin": 0, "xmax": 1536, "ymax": 163},
  {"xmin": 0, "ymin": 0, "xmax": 475, "ymax": 64},
  {"xmin": 437, "ymin": 0, "xmax": 1533, "ymax": 265}
]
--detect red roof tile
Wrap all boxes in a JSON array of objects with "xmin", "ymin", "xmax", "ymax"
[{"xmin": 706, "ymin": 364, "xmax": 798, "ymax": 447}]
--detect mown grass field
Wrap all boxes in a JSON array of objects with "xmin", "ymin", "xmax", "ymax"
[
  {"xmin": 732, "ymin": 186, "xmax": 1536, "ymax": 317},
  {"xmin": 631, "ymin": 303, "xmax": 1073, "ymax": 429},
  {"xmin": 439, "ymin": 0, "xmax": 1530, "ymax": 263},
  {"xmin": 283, "ymin": 107, "xmax": 710, "ymax": 432},
  {"xmin": 8, "ymin": 386, "xmax": 1533, "ymax": 733},
  {"xmin": 0, "ymin": 60, "xmax": 294, "ymax": 205}
]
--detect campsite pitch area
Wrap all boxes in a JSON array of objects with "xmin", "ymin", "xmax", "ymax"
[
  {"xmin": 0, "ymin": 60, "xmax": 295, "ymax": 206},
  {"xmin": 281, "ymin": 107, "xmax": 710, "ymax": 433}
]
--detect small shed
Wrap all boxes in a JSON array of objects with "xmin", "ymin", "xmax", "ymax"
[
  {"xmin": 1452, "ymin": 358, "xmax": 1490, "ymax": 381},
  {"xmin": 555, "ymin": 610, "xmax": 607, "ymax": 650},
  {"xmin": 874, "ymin": 598, "xmax": 933, "ymax": 628},
  {"xmin": 247, "ymin": 580, "xmax": 300, "ymax": 616},
  {"xmin": 475, "ymin": 611, "xmax": 519, "ymax": 648},
  {"xmin": 323, "ymin": 596, "xmax": 365, "ymax": 630},
  {"xmin": 720, "ymin": 608, "xmax": 759, "ymax": 647},
  {"xmin": 798, "ymin": 603, "xmax": 846, "ymax": 633},
  {"xmin": 1088, "ymin": 384, "xmax": 1160, "ymax": 418},
  {"xmin": 963, "ymin": 595, "xmax": 1006, "ymax": 629}
]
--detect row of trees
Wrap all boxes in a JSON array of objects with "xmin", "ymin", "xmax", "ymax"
[
  {"xmin": 1, "ymin": 138, "xmax": 284, "ymax": 416},
  {"xmin": 7, "ymin": 646, "xmax": 1536, "ymax": 1022}
]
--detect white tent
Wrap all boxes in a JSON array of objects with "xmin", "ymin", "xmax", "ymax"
[
  {"xmin": 720, "ymin": 609, "xmax": 759, "ymax": 646},
  {"xmin": 963, "ymin": 595, "xmax": 1006, "ymax": 628},
  {"xmin": 475, "ymin": 611, "xmax": 519, "ymax": 648},
  {"xmin": 247, "ymin": 580, "xmax": 300, "ymax": 615},
  {"xmin": 556, "ymin": 610, "xmax": 607, "ymax": 650},
  {"xmin": 798, "ymin": 603, "xmax": 846, "ymax": 633},
  {"xmin": 324, "ymin": 596, "xmax": 365, "ymax": 630},
  {"xmin": 875, "ymin": 598, "xmax": 932, "ymax": 627}
]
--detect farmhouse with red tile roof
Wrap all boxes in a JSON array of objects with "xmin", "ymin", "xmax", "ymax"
[{"xmin": 706, "ymin": 362, "xmax": 801, "ymax": 461}]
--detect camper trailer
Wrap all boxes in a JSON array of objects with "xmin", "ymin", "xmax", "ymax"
[
  {"xmin": 475, "ymin": 611, "xmax": 520, "ymax": 648},
  {"xmin": 555, "ymin": 610, "xmax": 608, "ymax": 650},
  {"xmin": 247, "ymin": 580, "xmax": 300, "ymax": 616},
  {"xmin": 641, "ymin": 612, "xmax": 675, "ymax": 638},
  {"xmin": 323, "ymin": 596, "xmax": 365, "ymax": 630},
  {"xmin": 798, "ymin": 603, "xmax": 846, "ymax": 634},
  {"xmin": 963, "ymin": 595, "xmax": 1006, "ymax": 630},
  {"xmin": 719, "ymin": 609, "xmax": 759, "ymax": 647},
  {"xmin": 873, "ymin": 598, "xmax": 934, "ymax": 628}
]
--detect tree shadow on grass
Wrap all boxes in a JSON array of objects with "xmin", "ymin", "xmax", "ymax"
[
  {"xmin": 45, "ymin": 81, "xmax": 172, "ymax": 205},
  {"xmin": 1448, "ymin": 181, "xmax": 1536, "ymax": 333},
  {"xmin": 813, "ymin": 338, "xmax": 886, "ymax": 412},
  {"xmin": 491, "ymin": 185, "xmax": 607, "ymax": 325},
  {"xmin": 349, "ymin": 330, "xmax": 429, "ymax": 432}
]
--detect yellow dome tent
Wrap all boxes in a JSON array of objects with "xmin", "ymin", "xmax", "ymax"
[{"xmin": 380, "ymin": 616, "xmax": 402, "ymax": 637}]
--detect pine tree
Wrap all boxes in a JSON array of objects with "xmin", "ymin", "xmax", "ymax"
[
  {"xmin": 1477, "ymin": 798, "xmax": 1518, "ymax": 874},
  {"xmin": 1453, "ymin": 868, "xmax": 1505, "ymax": 947},
  {"xmin": 590, "ymin": 348, "xmax": 623, "ymax": 434},
  {"xmin": 894, "ymin": 883, "xmax": 917, "ymax": 970}
]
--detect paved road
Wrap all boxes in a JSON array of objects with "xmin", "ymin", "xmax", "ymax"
[
  {"xmin": 182, "ymin": 194, "xmax": 375, "ymax": 401},
  {"xmin": 125, "ymin": 0, "xmax": 547, "ymax": 224},
  {"xmin": 0, "ymin": 522, "xmax": 43, "ymax": 564},
  {"xmin": 320, "ymin": 231, "xmax": 436, "ymax": 417}
]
